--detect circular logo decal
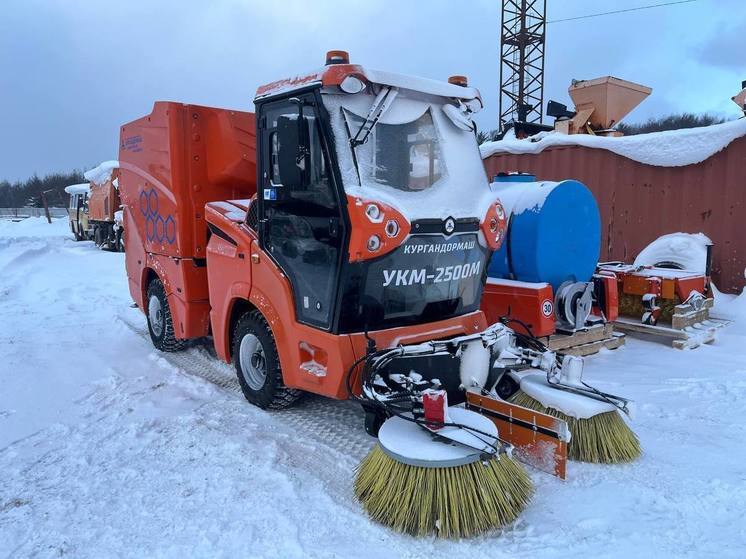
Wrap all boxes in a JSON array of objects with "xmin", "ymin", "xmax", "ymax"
[
  {"xmin": 541, "ymin": 299, "xmax": 554, "ymax": 318},
  {"xmin": 444, "ymin": 218, "xmax": 455, "ymax": 235}
]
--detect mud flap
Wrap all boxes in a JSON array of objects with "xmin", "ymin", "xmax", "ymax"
[{"xmin": 465, "ymin": 389, "xmax": 569, "ymax": 479}]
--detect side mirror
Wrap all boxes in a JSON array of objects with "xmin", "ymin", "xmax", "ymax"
[{"xmin": 276, "ymin": 114, "xmax": 310, "ymax": 191}]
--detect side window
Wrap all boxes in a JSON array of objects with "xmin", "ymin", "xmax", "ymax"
[
  {"xmin": 262, "ymin": 103, "xmax": 335, "ymax": 210},
  {"xmin": 69, "ymin": 194, "xmax": 76, "ymax": 209},
  {"xmin": 260, "ymin": 97, "xmax": 343, "ymax": 329},
  {"xmin": 270, "ymin": 132, "xmax": 281, "ymax": 185}
]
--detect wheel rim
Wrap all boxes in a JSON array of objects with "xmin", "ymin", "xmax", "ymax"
[
  {"xmin": 148, "ymin": 295, "xmax": 164, "ymax": 337},
  {"xmin": 239, "ymin": 334, "xmax": 267, "ymax": 391}
]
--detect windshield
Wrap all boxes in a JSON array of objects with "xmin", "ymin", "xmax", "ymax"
[
  {"xmin": 344, "ymin": 108, "xmax": 443, "ymax": 192},
  {"xmin": 324, "ymin": 90, "xmax": 490, "ymax": 221}
]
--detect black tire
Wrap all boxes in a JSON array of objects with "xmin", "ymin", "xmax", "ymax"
[
  {"xmin": 145, "ymin": 278, "xmax": 185, "ymax": 352},
  {"xmin": 94, "ymin": 226, "xmax": 103, "ymax": 247},
  {"xmin": 72, "ymin": 222, "xmax": 82, "ymax": 241},
  {"xmin": 232, "ymin": 310, "xmax": 301, "ymax": 410},
  {"xmin": 115, "ymin": 228, "xmax": 125, "ymax": 252}
]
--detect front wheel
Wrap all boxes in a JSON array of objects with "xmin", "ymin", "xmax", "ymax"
[
  {"xmin": 232, "ymin": 310, "xmax": 301, "ymax": 410},
  {"xmin": 146, "ymin": 278, "xmax": 185, "ymax": 352},
  {"xmin": 72, "ymin": 222, "xmax": 83, "ymax": 241}
]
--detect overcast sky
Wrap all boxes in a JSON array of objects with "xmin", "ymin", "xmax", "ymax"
[{"xmin": 1, "ymin": 0, "xmax": 744, "ymax": 182}]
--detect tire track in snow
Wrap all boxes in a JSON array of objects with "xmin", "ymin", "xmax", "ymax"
[{"xmin": 117, "ymin": 311, "xmax": 374, "ymax": 462}]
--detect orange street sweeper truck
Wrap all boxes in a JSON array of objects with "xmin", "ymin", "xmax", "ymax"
[{"xmin": 119, "ymin": 52, "xmax": 637, "ymax": 509}]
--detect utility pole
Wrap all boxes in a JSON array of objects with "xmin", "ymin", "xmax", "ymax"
[{"xmin": 499, "ymin": 0, "xmax": 547, "ymax": 131}]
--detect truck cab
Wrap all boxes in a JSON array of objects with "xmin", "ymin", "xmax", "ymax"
[{"xmin": 120, "ymin": 51, "xmax": 507, "ymax": 410}]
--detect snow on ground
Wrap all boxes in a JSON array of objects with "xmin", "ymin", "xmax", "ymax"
[{"xmin": 2, "ymin": 217, "xmax": 746, "ymax": 558}]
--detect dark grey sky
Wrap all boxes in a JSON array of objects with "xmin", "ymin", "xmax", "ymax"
[{"xmin": 1, "ymin": 0, "xmax": 743, "ymax": 182}]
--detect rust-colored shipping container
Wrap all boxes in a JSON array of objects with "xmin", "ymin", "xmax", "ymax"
[{"xmin": 483, "ymin": 134, "xmax": 746, "ymax": 294}]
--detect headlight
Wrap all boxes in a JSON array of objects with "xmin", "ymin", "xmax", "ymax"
[
  {"xmin": 367, "ymin": 235, "xmax": 381, "ymax": 252},
  {"xmin": 340, "ymin": 76, "xmax": 366, "ymax": 94}
]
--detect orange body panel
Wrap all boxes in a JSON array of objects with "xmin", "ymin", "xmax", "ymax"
[
  {"xmin": 119, "ymin": 102, "xmax": 257, "ymax": 337},
  {"xmin": 119, "ymin": 101, "xmax": 256, "ymax": 261},
  {"xmin": 593, "ymin": 274, "xmax": 619, "ymax": 322},
  {"xmin": 205, "ymin": 198, "xmax": 487, "ymax": 399},
  {"xmin": 346, "ymin": 194, "xmax": 410, "ymax": 262},
  {"xmin": 480, "ymin": 199, "xmax": 508, "ymax": 252},
  {"xmin": 615, "ymin": 269, "xmax": 706, "ymax": 302},
  {"xmin": 480, "ymin": 279, "xmax": 555, "ymax": 337},
  {"xmin": 88, "ymin": 173, "xmax": 121, "ymax": 223}
]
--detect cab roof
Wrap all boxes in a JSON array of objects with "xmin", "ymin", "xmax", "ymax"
[
  {"xmin": 255, "ymin": 63, "xmax": 483, "ymax": 109},
  {"xmin": 64, "ymin": 183, "xmax": 90, "ymax": 195}
]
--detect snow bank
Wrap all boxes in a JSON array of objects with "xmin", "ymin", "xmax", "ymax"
[
  {"xmin": 480, "ymin": 118, "xmax": 746, "ymax": 167},
  {"xmin": 633, "ymin": 232, "xmax": 712, "ymax": 274},
  {"xmin": 711, "ymin": 283, "xmax": 746, "ymax": 326},
  {"xmin": 0, "ymin": 216, "xmax": 68, "ymax": 240}
]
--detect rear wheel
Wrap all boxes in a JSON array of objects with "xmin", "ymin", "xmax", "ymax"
[
  {"xmin": 146, "ymin": 278, "xmax": 185, "ymax": 352},
  {"xmin": 232, "ymin": 310, "xmax": 301, "ymax": 409},
  {"xmin": 94, "ymin": 226, "xmax": 103, "ymax": 247},
  {"xmin": 115, "ymin": 228, "xmax": 125, "ymax": 252}
]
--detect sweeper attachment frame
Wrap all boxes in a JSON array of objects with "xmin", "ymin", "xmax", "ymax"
[
  {"xmin": 350, "ymin": 322, "xmax": 639, "ymax": 536},
  {"xmin": 351, "ymin": 324, "xmax": 535, "ymax": 537},
  {"xmin": 496, "ymin": 327, "xmax": 640, "ymax": 464}
]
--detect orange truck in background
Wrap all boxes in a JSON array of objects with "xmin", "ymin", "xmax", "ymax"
[
  {"xmin": 119, "ymin": 51, "xmax": 508, "ymax": 423},
  {"xmin": 86, "ymin": 162, "xmax": 124, "ymax": 251}
]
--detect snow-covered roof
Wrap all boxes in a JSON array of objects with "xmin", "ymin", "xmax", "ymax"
[
  {"xmin": 256, "ymin": 65, "xmax": 481, "ymax": 108},
  {"xmin": 84, "ymin": 160, "xmax": 119, "ymax": 185},
  {"xmin": 364, "ymin": 69, "xmax": 481, "ymax": 104},
  {"xmin": 64, "ymin": 183, "xmax": 90, "ymax": 195},
  {"xmin": 480, "ymin": 118, "xmax": 746, "ymax": 167}
]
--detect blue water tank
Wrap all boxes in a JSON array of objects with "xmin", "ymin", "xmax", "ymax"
[{"xmin": 487, "ymin": 178, "xmax": 601, "ymax": 291}]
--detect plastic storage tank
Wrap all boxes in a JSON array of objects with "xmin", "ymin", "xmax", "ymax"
[{"xmin": 487, "ymin": 173, "xmax": 601, "ymax": 291}]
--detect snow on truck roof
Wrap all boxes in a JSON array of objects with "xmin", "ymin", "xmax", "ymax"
[
  {"xmin": 255, "ymin": 64, "xmax": 482, "ymax": 108},
  {"xmin": 480, "ymin": 118, "xmax": 746, "ymax": 168},
  {"xmin": 64, "ymin": 183, "xmax": 90, "ymax": 195},
  {"xmin": 84, "ymin": 160, "xmax": 119, "ymax": 185}
]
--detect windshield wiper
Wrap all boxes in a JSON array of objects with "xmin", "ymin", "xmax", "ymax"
[{"xmin": 349, "ymin": 86, "xmax": 398, "ymax": 148}]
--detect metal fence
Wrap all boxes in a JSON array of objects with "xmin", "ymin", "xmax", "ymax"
[{"xmin": 0, "ymin": 207, "xmax": 68, "ymax": 219}]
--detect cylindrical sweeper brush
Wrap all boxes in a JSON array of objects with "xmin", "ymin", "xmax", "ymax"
[
  {"xmin": 507, "ymin": 356, "xmax": 640, "ymax": 464},
  {"xmin": 354, "ymin": 405, "xmax": 533, "ymax": 538}
]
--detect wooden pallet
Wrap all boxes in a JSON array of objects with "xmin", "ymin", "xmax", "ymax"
[
  {"xmin": 614, "ymin": 313, "xmax": 730, "ymax": 350},
  {"xmin": 539, "ymin": 323, "xmax": 625, "ymax": 357}
]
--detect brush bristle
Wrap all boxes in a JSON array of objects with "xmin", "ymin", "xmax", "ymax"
[
  {"xmin": 511, "ymin": 391, "xmax": 641, "ymax": 464},
  {"xmin": 354, "ymin": 445, "xmax": 533, "ymax": 538}
]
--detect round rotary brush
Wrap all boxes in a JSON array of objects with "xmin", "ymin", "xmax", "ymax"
[
  {"xmin": 510, "ymin": 374, "xmax": 641, "ymax": 464},
  {"xmin": 354, "ymin": 407, "xmax": 533, "ymax": 538}
]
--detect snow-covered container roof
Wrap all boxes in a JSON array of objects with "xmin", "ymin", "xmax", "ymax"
[
  {"xmin": 64, "ymin": 183, "xmax": 90, "ymax": 195},
  {"xmin": 84, "ymin": 160, "xmax": 119, "ymax": 185},
  {"xmin": 480, "ymin": 118, "xmax": 746, "ymax": 168}
]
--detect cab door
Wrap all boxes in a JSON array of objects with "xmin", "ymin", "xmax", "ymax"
[{"xmin": 257, "ymin": 95, "xmax": 345, "ymax": 330}]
